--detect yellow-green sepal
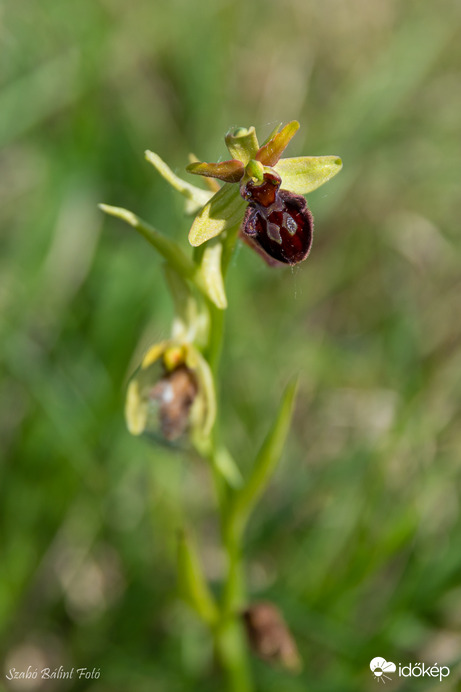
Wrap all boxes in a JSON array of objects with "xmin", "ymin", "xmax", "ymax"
[
  {"xmin": 225, "ymin": 126, "xmax": 260, "ymax": 165},
  {"xmin": 188, "ymin": 184, "xmax": 246, "ymax": 247},
  {"xmin": 98, "ymin": 204, "xmax": 197, "ymax": 278},
  {"xmin": 145, "ymin": 150, "xmax": 212, "ymax": 214},
  {"xmin": 196, "ymin": 241, "xmax": 227, "ymax": 310},
  {"xmin": 275, "ymin": 155, "xmax": 343, "ymax": 195}
]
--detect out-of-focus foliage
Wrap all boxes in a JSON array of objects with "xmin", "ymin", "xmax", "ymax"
[{"xmin": 1, "ymin": 0, "xmax": 461, "ymax": 690}]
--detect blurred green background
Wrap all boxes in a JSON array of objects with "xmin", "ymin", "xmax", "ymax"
[{"xmin": 1, "ymin": 0, "xmax": 461, "ymax": 690}]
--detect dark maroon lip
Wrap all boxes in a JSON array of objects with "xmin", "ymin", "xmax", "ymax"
[{"xmin": 240, "ymin": 174, "xmax": 314, "ymax": 266}]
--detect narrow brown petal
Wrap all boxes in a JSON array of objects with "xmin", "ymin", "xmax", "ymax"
[
  {"xmin": 188, "ymin": 153, "xmax": 221, "ymax": 192},
  {"xmin": 186, "ymin": 159, "xmax": 244, "ymax": 183},
  {"xmin": 255, "ymin": 121, "xmax": 300, "ymax": 167}
]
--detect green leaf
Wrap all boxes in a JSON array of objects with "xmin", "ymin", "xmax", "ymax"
[
  {"xmin": 225, "ymin": 126, "xmax": 259, "ymax": 165},
  {"xmin": 197, "ymin": 241, "xmax": 227, "ymax": 310},
  {"xmin": 177, "ymin": 530, "xmax": 219, "ymax": 626},
  {"xmin": 145, "ymin": 150, "xmax": 212, "ymax": 214},
  {"xmin": 188, "ymin": 184, "xmax": 246, "ymax": 247},
  {"xmin": 214, "ymin": 445, "xmax": 243, "ymax": 489},
  {"xmin": 275, "ymin": 155, "xmax": 343, "ymax": 194},
  {"xmin": 99, "ymin": 204, "xmax": 197, "ymax": 278},
  {"xmin": 255, "ymin": 120, "xmax": 300, "ymax": 166},
  {"xmin": 231, "ymin": 379, "xmax": 298, "ymax": 537}
]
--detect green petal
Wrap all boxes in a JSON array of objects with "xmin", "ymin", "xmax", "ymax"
[
  {"xmin": 255, "ymin": 120, "xmax": 300, "ymax": 166},
  {"xmin": 275, "ymin": 155, "xmax": 343, "ymax": 194},
  {"xmin": 184, "ymin": 345, "xmax": 217, "ymax": 439},
  {"xmin": 225, "ymin": 126, "xmax": 259, "ymax": 165},
  {"xmin": 145, "ymin": 150, "xmax": 212, "ymax": 214},
  {"xmin": 197, "ymin": 241, "xmax": 227, "ymax": 310},
  {"xmin": 261, "ymin": 122, "xmax": 282, "ymax": 145},
  {"xmin": 245, "ymin": 159, "xmax": 265, "ymax": 182},
  {"xmin": 186, "ymin": 159, "xmax": 244, "ymax": 183},
  {"xmin": 188, "ymin": 184, "xmax": 246, "ymax": 247}
]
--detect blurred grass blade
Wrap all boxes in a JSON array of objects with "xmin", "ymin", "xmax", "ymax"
[
  {"xmin": 145, "ymin": 150, "xmax": 212, "ymax": 214},
  {"xmin": 232, "ymin": 379, "xmax": 298, "ymax": 535},
  {"xmin": 188, "ymin": 185, "xmax": 246, "ymax": 247},
  {"xmin": 177, "ymin": 530, "xmax": 219, "ymax": 626},
  {"xmin": 275, "ymin": 156, "xmax": 343, "ymax": 195},
  {"xmin": 99, "ymin": 204, "xmax": 196, "ymax": 279},
  {"xmin": 0, "ymin": 50, "xmax": 80, "ymax": 147}
]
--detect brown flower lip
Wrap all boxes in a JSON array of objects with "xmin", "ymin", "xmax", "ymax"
[
  {"xmin": 185, "ymin": 121, "xmax": 341, "ymax": 252},
  {"xmin": 149, "ymin": 364, "xmax": 198, "ymax": 442},
  {"xmin": 240, "ymin": 171, "xmax": 313, "ymax": 266},
  {"xmin": 125, "ymin": 341, "xmax": 216, "ymax": 446}
]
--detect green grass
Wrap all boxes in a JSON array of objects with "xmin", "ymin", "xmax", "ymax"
[{"xmin": 1, "ymin": 0, "xmax": 461, "ymax": 689}]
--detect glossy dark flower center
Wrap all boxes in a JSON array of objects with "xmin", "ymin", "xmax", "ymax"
[{"xmin": 241, "ymin": 172, "xmax": 313, "ymax": 265}]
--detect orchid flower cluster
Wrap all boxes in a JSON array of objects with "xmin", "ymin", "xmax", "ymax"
[{"xmin": 100, "ymin": 122, "xmax": 342, "ymax": 691}]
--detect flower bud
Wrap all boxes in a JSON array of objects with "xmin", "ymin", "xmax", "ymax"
[
  {"xmin": 125, "ymin": 341, "xmax": 215, "ymax": 446},
  {"xmin": 242, "ymin": 602, "xmax": 302, "ymax": 672}
]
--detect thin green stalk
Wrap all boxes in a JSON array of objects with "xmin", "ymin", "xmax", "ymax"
[
  {"xmin": 222, "ymin": 529, "xmax": 245, "ymax": 614},
  {"xmin": 214, "ymin": 617, "xmax": 252, "ymax": 692},
  {"xmin": 204, "ymin": 269, "xmax": 253, "ymax": 692},
  {"xmin": 206, "ymin": 299, "xmax": 225, "ymax": 375}
]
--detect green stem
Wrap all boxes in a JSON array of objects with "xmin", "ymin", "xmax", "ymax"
[
  {"xmin": 212, "ymin": 500, "xmax": 252, "ymax": 692},
  {"xmin": 204, "ymin": 274, "xmax": 253, "ymax": 692},
  {"xmin": 206, "ymin": 299, "xmax": 225, "ymax": 376},
  {"xmin": 214, "ymin": 616, "xmax": 253, "ymax": 692}
]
